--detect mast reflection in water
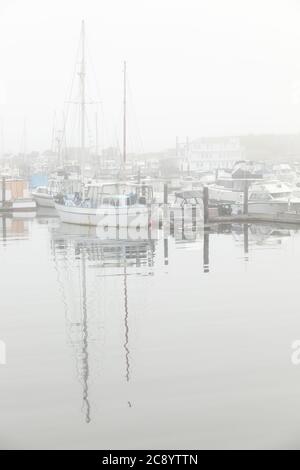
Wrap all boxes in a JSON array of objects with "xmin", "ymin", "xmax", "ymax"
[{"xmin": 51, "ymin": 223, "xmax": 156, "ymax": 422}]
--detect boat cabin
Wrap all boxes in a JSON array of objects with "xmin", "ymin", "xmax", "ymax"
[{"xmin": 85, "ymin": 183, "xmax": 154, "ymax": 208}]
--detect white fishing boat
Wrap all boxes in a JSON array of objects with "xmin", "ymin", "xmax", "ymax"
[
  {"xmin": 55, "ymin": 182, "xmax": 154, "ymax": 227},
  {"xmin": 55, "ymin": 23, "xmax": 155, "ymax": 229}
]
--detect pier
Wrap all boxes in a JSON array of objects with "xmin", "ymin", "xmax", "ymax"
[{"xmin": 203, "ymin": 184, "xmax": 300, "ymax": 227}]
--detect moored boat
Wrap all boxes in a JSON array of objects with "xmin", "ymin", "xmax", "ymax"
[
  {"xmin": 239, "ymin": 181, "xmax": 300, "ymax": 214},
  {"xmin": 32, "ymin": 186, "xmax": 56, "ymax": 208},
  {"xmin": 55, "ymin": 182, "xmax": 154, "ymax": 227}
]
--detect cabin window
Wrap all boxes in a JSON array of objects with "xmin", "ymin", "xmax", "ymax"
[
  {"xmin": 250, "ymin": 192, "xmax": 272, "ymax": 201},
  {"xmin": 270, "ymin": 192, "xmax": 290, "ymax": 199}
]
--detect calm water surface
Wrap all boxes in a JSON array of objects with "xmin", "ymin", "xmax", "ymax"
[{"xmin": 1, "ymin": 213, "xmax": 300, "ymax": 449}]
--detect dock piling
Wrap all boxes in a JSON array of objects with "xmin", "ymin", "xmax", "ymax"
[
  {"xmin": 164, "ymin": 183, "xmax": 168, "ymax": 205},
  {"xmin": 164, "ymin": 238, "xmax": 169, "ymax": 266},
  {"xmin": 244, "ymin": 223, "xmax": 249, "ymax": 259},
  {"xmin": 2, "ymin": 176, "xmax": 6, "ymax": 207},
  {"xmin": 243, "ymin": 181, "xmax": 249, "ymax": 216},
  {"xmin": 203, "ymin": 186, "xmax": 209, "ymax": 224},
  {"xmin": 170, "ymin": 210, "xmax": 175, "ymax": 236},
  {"xmin": 192, "ymin": 204, "xmax": 196, "ymax": 232},
  {"xmin": 203, "ymin": 230, "xmax": 210, "ymax": 273}
]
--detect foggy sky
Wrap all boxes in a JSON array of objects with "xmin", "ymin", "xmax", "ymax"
[{"xmin": 1, "ymin": 0, "xmax": 300, "ymax": 154}]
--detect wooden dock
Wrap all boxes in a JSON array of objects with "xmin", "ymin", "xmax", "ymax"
[{"xmin": 208, "ymin": 212, "xmax": 300, "ymax": 226}]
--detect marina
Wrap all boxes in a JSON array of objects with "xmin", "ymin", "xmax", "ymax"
[
  {"xmin": 2, "ymin": 22, "xmax": 299, "ymax": 231},
  {"xmin": 2, "ymin": 0, "xmax": 300, "ymax": 453}
]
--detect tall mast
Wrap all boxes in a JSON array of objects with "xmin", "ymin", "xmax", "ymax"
[
  {"xmin": 123, "ymin": 60, "xmax": 127, "ymax": 166},
  {"xmin": 80, "ymin": 20, "xmax": 86, "ymax": 171},
  {"xmin": 95, "ymin": 112, "xmax": 98, "ymax": 157}
]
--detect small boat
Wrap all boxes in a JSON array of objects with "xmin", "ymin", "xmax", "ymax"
[
  {"xmin": 238, "ymin": 181, "xmax": 300, "ymax": 214},
  {"xmin": 208, "ymin": 180, "xmax": 246, "ymax": 204},
  {"xmin": 32, "ymin": 186, "xmax": 56, "ymax": 208},
  {"xmin": 208, "ymin": 160, "xmax": 265, "ymax": 204}
]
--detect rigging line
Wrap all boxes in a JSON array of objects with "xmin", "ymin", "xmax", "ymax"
[
  {"xmin": 87, "ymin": 48, "xmax": 108, "ymax": 151},
  {"xmin": 86, "ymin": 43, "xmax": 108, "ymax": 154},
  {"xmin": 129, "ymin": 131, "xmax": 135, "ymax": 159},
  {"xmin": 68, "ymin": 97, "xmax": 81, "ymax": 158},
  {"xmin": 67, "ymin": 104, "xmax": 76, "ymax": 159},
  {"xmin": 86, "ymin": 65, "xmax": 107, "ymax": 152},
  {"xmin": 62, "ymin": 113, "xmax": 68, "ymax": 158},
  {"xmin": 76, "ymin": 104, "xmax": 81, "ymax": 155},
  {"xmin": 61, "ymin": 29, "xmax": 82, "ymax": 151},
  {"xmin": 60, "ymin": 111, "xmax": 67, "ymax": 160},
  {"xmin": 112, "ymin": 123, "xmax": 122, "ymax": 160},
  {"xmin": 86, "ymin": 36, "xmax": 103, "ymax": 104},
  {"xmin": 77, "ymin": 105, "xmax": 82, "ymax": 159},
  {"xmin": 115, "ymin": 102, "xmax": 126, "ymax": 159},
  {"xmin": 99, "ymin": 104, "xmax": 106, "ymax": 153},
  {"xmin": 85, "ymin": 111, "xmax": 93, "ymax": 153},
  {"xmin": 127, "ymin": 76, "xmax": 145, "ymax": 155}
]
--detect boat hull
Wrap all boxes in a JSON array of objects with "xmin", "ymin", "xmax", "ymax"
[
  {"xmin": 247, "ymin": 201, "xmax": 289, "ymax": 214},
  {"xmin": 32, "ymin": 193, "xmax": 55, "ymax": 208},
  {"xmin": 55, "ymin": 203, "xmax": 151, "ymax": 227},
  {"xmin": 208, "ymin": 186, "xmax": 244, "ymax": 204}
]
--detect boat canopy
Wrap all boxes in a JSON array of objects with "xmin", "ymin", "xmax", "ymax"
[{"xmin": 86, "ymin": 182, "xmax": 154, "ymax": 208}]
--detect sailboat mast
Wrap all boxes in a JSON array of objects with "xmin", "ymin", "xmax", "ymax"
[
  {"xmin": 95, "ymin": 112, "xmax": 98, "ymax": 157},
  {"xmin": 123, "ymin": 60, "xmax": 127, "ymax": 166},
  {"xmin": 81, "ymin": 20, "xmax": 86, "ymax": 172}
]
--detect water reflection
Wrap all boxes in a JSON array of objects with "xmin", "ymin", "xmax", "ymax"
[
  {"xmin": 244, "ymin": 224, "xmax": 249, "ymax": 261},
  {"xmin": 47, "ymin": 218, "xmax": 300, "ymax": 423},
  {"xmin": 51, "ymin": 223, "xmax": 156, "ymax": 422},
  {"xmin": 0, "ymin": 215, "xmax": 32, "ymax": 243},
  {"xmin": 2, "ymin": 212, "xmax": 300, "ymax": 448},
  {"xmin": 81, "ymin": 249, "xmax": 91, "ymax": 424},
  {"xmin": 202, "ymin": 223, "xmax": 298, "ymax": 272},
  {"xmin": 2, "ymin": 212, "xmax": 298, "ymax": 427}
]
